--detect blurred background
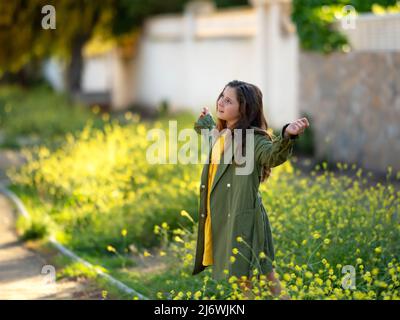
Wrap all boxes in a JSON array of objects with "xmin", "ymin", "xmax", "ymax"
[
  {"xmin": 1, "ymin": 0, "xmax": 399, "ymax": 173},
  {"xmin": 0, "ymin": 0, "xmax": 399, "ymax": 300}
]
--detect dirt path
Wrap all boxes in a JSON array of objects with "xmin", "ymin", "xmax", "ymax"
[
  {"xmin": 0, "ymin": 150, "xmax": 104, "ymax": 299},
  {"xmin": 0, "ymin": 194, "xmax": 87, "ymax": 299}
]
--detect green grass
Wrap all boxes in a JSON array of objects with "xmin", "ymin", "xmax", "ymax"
[{"xmin": 0, "ymin": 85, "xmax": 104, "ymax": 149}]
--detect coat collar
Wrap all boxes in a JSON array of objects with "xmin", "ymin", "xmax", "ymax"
[
  {"xmin": 209, "ymin": 131, "xmax": 234, "ymax": 195},
  {"xmin": 207, "ymin": 127, "xmax": 265, "ymax": 195},
  {"xmin": 210, "ymin": 149, "xmax": 234, "ymax": 195}
]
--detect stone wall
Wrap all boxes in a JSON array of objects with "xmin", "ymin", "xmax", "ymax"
[{"xmin": 299, "ymin": 51, "xmax": 400, "ymax": 174}]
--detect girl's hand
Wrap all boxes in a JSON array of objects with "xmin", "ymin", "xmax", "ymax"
[
  {"xmin": 284, "ymin": 117, "xmax": 310, "ymax": 138},
  {"xmin": 199, "ymin": 107, "xmax": 209, "ymax": 118}
]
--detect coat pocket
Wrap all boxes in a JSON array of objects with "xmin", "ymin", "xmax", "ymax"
[
  {"xmin": 231, "ymin": 208, "xmax": 257, "ymax": 277},
  {"xmin": 233, "ymin": 208, "xmax": 256, "ymax": 253}
]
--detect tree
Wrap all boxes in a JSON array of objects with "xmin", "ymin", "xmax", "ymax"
[{"xmin": 0, "ymin": 0, "xmax": 114, "ymax": 93}]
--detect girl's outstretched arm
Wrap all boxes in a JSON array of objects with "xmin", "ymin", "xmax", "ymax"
[
  {"xmin": 255, "ymin": 117, "xmax": 309, "ymax": 168},
  {"xmin": 194, "ymin": 107, "xmax": 216, "ymax": 134}
]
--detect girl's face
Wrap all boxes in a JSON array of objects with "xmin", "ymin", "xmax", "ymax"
[{"xmin": 217, "ymin": 86, "xmax": 240, "ymax": 126}]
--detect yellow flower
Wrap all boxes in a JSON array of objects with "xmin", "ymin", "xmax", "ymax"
[
  {"xmin": 305, "ymin": 271, "xmax": 313, "ymax": 279},
  {"xmin": 102, "ymin": 113, "xmax": 110, "ymax": 121},
  {"xmin": 236, "ymin": 236, "xmax": 243, "ymax": 243},
  {"xmin": 161, "ymin": 222, "xmax": 169, "ymax": 229},
  {"xmin": 232, "ymin": 248, "xmax": 239, "ymax": 255},
  {"xmin": 230, "ymin": 256, "xmax": 236, "ymax": 263},
  {"xmin": 180, "ymin": 210, "xmax": 194, "ymax": 223},
  {"xmin": 185, "ymin": 253, "xmax": 193, "ymax": 261},
  {"xmin": 283, "ymin": 273, "xmax": 291, "ymax": 281},
  {"xmin": 312, "ymin": 232, "xmax": 321, "ymax": 239},
  {"xmin": 159, "ymin": 250, "xmax": 166, "ymax": 256},
  {"xmin": 174, "ymin": 236, "xmax": 184, "ymax": 243},
  {"xmin": 375, "ymin": 280, "xmax": 387, "ymax": 288},
  {"xmin": 259, "ymin": 251, "xmax": 267, "ymax": 259},
  {"xmin": 323, "ymin": 238, "xmax": 330, "ymax": 245},
  {"xmin": 153, "ymin": 225, "xmax": 160, "ymax": 234},
  {"xmin": 124, "ymin": 112, "xmax": 133, "ymax": 120},
  {"xmin": 194, "ymin": 291, "xmax": 202, "ymax": 300},
  {"xmin": 143, "ymin": 250, "xmax": 152, "ymax": 257},
  {"xmin": 374, "ymin": 247, "xmax": 382, "ymax": 254},
  {"xmin": 356, "ymin": 258, "xmax": 363, "ymax": 264},
  {"xmin": 107, "ymin": 245, "xmax": 116, "ymax": 253},
  {"xmin": 92, "ymin": 105, "xmax": 100, "ymax": 114},
  {"xmin": 173, "ymin": 228, "xmax": 185, "ymax": 235},
  {"xmin": 121, "ymin": 229, "xmax": 128, "ymax": 237}
]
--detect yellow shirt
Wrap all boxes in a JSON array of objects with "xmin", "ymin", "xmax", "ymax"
[{"xmin": 202, "ymin": 131, "xmax": 228, "ymax": 266}]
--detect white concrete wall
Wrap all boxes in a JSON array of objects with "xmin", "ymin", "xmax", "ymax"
[
  {"xmin": 131, "ymin": 0, "xmax": 299, "ymax": 128},
  {"xmin": 81, "ymin": 53, "xmax": 113, "ymax": 92},
  {"xmin": 334, "ymin": 12, "xmax": 400, "ymax": 51}
]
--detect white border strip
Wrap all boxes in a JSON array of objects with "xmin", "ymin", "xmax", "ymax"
[{"xmin": 0, "ymin": 184, "xmax": 149, "ymax": 300}]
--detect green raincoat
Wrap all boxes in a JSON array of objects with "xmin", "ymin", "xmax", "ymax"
[{"xmin": 192, "ymin": 113, "xmax": 298, "ymax": 281}]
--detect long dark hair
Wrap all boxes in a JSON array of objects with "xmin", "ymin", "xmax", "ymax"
[{"xmin": 215, "ymin": 80, "xmax": 273, "ymax": 183}]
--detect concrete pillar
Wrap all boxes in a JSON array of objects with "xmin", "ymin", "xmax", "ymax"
[
  {"xmin": 250, "ymin": 0, "xmax": 299, "ymax": 129},
  {"xmin": 182, "ymin": 1, "xmax": 216, "ymax": 111}
]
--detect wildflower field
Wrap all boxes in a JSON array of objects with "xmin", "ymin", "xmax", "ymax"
[{"xmin": 2, "ymin": 88, "xmax": 400, "ymax": 300}]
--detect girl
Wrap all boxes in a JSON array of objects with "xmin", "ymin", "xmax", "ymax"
[{"xmin": 191, "ymin": 80, "xmax": 309, "ymax": 299}]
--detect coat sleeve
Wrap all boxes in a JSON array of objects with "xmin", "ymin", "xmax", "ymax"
[
  {"xmin": 255, "ymin": 123, "xmax": 298, "ymax": 168},
  {"xmin": 194, "ymin": 113, "xmax": 216, "ymax": 134}
]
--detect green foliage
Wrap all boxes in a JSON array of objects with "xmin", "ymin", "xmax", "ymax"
[
  {"xmin": 0, "ymin": 85, "xmax": 101, "ymax": 148},
  {"xmin": 214, "ymin": 0, "xmax": 249, "ymax": 8},
  {"xmin": 7, "ymin": 112, "xmax": 201, "ymax": 252},
  {"xmin": 112, "ymin": 0, "xmax": 190, "ymax": 35},
  {"xmin": 16, "ymin": 215, "xmax": 49, "ymax": 241},
  {"xmin": 292, "ymin": 0, "xmax": 399, "ymax": 53}
]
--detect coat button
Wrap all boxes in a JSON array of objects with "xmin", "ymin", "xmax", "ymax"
[{"xmin": 227, "ymin": 183, "xmax": 231, "ymax": 188}]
